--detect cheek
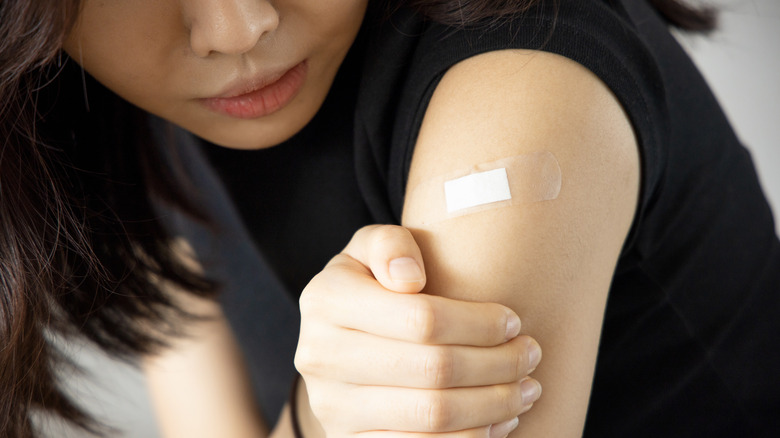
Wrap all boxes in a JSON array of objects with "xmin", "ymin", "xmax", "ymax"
[
  {"xmin": 63, "ymin": 3, "xmax": 185, "ymax": 111},
  {"xmin": 65, "ymin": 44, "xmax": 173, "ymax": 115}
]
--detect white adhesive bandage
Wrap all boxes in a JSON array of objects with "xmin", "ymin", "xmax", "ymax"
[
  {"xmin": 404, "ymin": 151, "xmax": 561, "ymax": 226},
  {"xmin": 444, "ymin": 168, "xmax": 512, "ymax": 213}
]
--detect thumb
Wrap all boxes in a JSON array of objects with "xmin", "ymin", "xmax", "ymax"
[{"xmin": 342, "ymin": 225, "xmax": 426, "ymax": 293}]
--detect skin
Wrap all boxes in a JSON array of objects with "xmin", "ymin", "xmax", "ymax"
[
  {"xmin": 63, "ymin": 0, "xmax": 367, "ymax": 149},
  {"xmin": 62, "ymin": 1, "xmax": 640, "ymax": 437},
  {"xmin": 63, "ymin": 1, "xmax": 545, "ymax": 437},
  {"xmin": 149, "ymin": 229, "xmax": 540, "ymax": 438},
  {"xmin": 295, "ymin": 226, "xmax": 540, "ymax": 438},
  {"xmin": 402, "ymin": 50, "xmax": 639, "ymax": 435},
  {"xmin": 299, "ymin": 49, "xmax": 639, "ymax": 438}
]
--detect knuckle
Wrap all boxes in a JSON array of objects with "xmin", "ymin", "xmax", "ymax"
[
  {"xmin": 293, "ymin": 344, "xmax": 319, "ymax": 374},
  {"xmin": 323, "ymin": 254, "xmax": 357, "ymax": 275},
  {"xmin": 505, "ymin": 381, "xmax": 526, "ymax": 415},
  {"xmin": 370, "ymin": 224, "xmax": 411, "ymax": 247},
  {"xmin": 355, "ymin": 224, "xmax": 382, "ymax": 238},
  {"xmin": 298, "ymin": 287, "xmax": 318, "ymax": 316},
  {"xmin": 405, "ymin": 299, "xmax": 437, "ymax": 343},
  {"xmin": 299, "ymin": 272, "xmax": 331, "ymax": 315},
  {"xmin": 484, "ymin": 383, "xmax": 517, "ymax": 419},
  {"xmin": 416, "ymin": 392, "xmax": 451, "ymax": 431},
  {"xmin": 299, "ymin": 261, "xmax": 352, "ymax": 316},
  {"xmin": 483, "ymin": 318, "xmax": 500, "ymax": 344},
  {"xmin": 422, "ymin": 347, "xmax": 455, "ymax": 388},
  {"xmin": 510, "ymin": 342, "xmax": 526, "ymax": 381},
  {"xmin": 368, "ymin": 225, "xmax": 415, "ymax": 259}
]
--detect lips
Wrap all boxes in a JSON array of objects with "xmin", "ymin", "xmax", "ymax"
[{"xmin": 202, "ymin": 61, "xmax": 308, "ymax": 119}]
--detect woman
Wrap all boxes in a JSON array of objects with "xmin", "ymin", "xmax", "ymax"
[{"xmin": 1, "ymin": 0, "xmax": 778, "ymax": 437}]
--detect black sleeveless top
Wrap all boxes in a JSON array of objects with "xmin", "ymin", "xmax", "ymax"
[{"xmin": 183, "ymin": 0, "xmax": 780, "ymax": 434}]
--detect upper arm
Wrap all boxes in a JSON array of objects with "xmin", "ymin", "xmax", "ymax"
[{"xmin": 401, "ymin": 50, "xmax": 640, "ymax": 436}]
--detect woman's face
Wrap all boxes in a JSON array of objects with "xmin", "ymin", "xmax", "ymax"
[{"xmin": 63, "ymin": 0, "xmax": 367, "ymax": 149}]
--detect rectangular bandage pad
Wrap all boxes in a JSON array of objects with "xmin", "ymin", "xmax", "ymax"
[{"xmin": 404, "ymin": 151, "xmax": 561, "ymax": 226}]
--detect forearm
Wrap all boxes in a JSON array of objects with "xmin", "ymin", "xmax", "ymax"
[{"xmin": 143, "ymin": 293, "xmax": 268, "ymax": 438}]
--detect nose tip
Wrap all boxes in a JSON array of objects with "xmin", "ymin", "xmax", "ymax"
[{"xmin": 189, "ymin": 1, "xmax": 279, "ymax": 57}]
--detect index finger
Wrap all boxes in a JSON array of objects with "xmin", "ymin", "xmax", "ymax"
[
  {"xmin": 360, "ymin": 292, "xmax": 521, "ymax": 346},
  {"xmin": 304, "ymin": 262, "xmax": 520, "ymax": 346}
]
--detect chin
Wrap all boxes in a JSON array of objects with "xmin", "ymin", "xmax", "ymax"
[
  {"xmin": 199, "ymin": 126, "xmax": 297, "ymax": 150},
  {"xmin": 197, "ymin": 132, "xmax": 282, "ymax": 150},
  {"xmin": 180, "ymin": 115, "xmax": 304, "ymax": 150}
]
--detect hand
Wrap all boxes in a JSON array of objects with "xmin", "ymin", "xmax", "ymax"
[{"xmin": 295, "ymin": 225, "xmax": 542, "ymax": 438}]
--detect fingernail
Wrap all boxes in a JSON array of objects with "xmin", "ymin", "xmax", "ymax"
[
  {"xmin": 527, "ymin": 339, "xmax": 542, "ymax": 372},
  {"xmin": 520, "ymin": 378, "xmax": 542, "ymax": 405},
  {"xmin": 505, "ymin": 312, "xmax": 521, "ymax": 340},
  {"xmin": 388, "ymin": 257, "xmax": 424, "ymax": 283},
  {"xmin": 488, "ymin": 417, "xmax": 519, "ymax": 438}
]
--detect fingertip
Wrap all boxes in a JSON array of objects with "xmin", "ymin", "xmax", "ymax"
[
  {"xmin": 504, "ymin": 311, "xmax": 521, "ymax": 341},
  {"xmin": 389, "ymin": 257, "xmax": 424, "ymax": 282},
  {"xmin": 526, "ymin": 338, "xmax": 542, "ymax": 373},
  {"xmin": 488, "ymin": 417, "xmax": 520, "ymax": 438},
  {"xmin": 520, "ymin": 377, "xmax": 542, "ymax": 406},
  {"xmin": 388, "ymin": 257, "xmax": 426, "ymax": 293}
]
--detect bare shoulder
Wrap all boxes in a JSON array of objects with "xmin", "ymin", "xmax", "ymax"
[
  {"xmin": 406, "ymin": 49, "xmax": 639, "ymax": 192},
  {"xmin": 404, "ymin": 49, "xmax": 640, "ymax": 280}
]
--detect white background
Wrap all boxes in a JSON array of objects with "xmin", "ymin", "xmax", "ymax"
[{"xmin": 46, "ymin": 1, "xmax": 779, "ymax": 436}]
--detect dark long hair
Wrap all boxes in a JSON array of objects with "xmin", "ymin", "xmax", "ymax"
[
  {"xmin": 0, "ymin": 0, "xmax": 715, "ymax": 436},
  {"xmin": 399, "ymin": 0, "xmax": 717, "ymax": 29},
  {"xmin": 0, "ymin": 1, "xmax": 217, "ymax": 437}
]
